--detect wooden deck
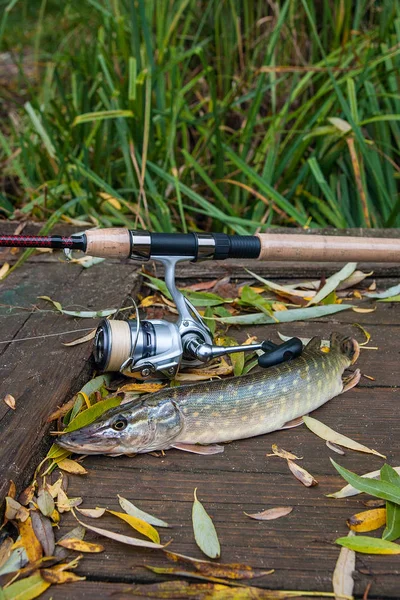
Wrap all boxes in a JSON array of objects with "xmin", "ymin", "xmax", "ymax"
[{"xmin": 1, "ymin": 224, "xmax": 400, "ymax": 599}]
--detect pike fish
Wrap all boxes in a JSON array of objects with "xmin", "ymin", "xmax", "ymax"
[{"xmin": 58, "ymin": 333, "xmax": 360, "ymax": 456}]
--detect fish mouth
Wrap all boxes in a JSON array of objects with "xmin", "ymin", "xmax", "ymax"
[{"xmin": 57, "ymin": 430, "xmax": 119, "ymax": 455}]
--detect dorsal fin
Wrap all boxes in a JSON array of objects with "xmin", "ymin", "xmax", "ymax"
[{"xmin": 305, "ymin": 336, "xmax": 322, "ymax": 351}]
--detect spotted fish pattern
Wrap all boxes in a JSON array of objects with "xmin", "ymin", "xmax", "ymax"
[{"xmin": 59, "ymin": 333, "xmax": 360, "ymax": 456}]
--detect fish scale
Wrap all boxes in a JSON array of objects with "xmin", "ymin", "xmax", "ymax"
[{"xmin": 58, "ymin": 333, "xmax": 360, "ymax": 456}]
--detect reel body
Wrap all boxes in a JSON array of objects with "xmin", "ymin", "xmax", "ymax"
[{"xmin": 92, "ymin": 255, "xmax": 303, "ymax": 379}]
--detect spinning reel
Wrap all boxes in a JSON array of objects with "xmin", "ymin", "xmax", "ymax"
[
  {"xmin": 2, "ymin": 226, "xmax": 399, "ymax": 379},
  {"xmin": 93, "ymin": 254, "xmax": 303, "ymax": 379}
]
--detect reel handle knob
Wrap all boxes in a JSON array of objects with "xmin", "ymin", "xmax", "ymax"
[{"xmin": 257, "ymin": 338, "xmax": 303, "ymax": 368}]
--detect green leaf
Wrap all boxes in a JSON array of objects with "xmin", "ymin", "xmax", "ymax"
[
  {"xmin": 64, "ymin": 397, "xmax": 122, "ymax": 433},
  {"xmin": 118, "ymin": 495, "xmax": 170, "ymax": 528},
  {"xmin": 3, "ymin": 573, "xmax": 50, "ymax": 600},
  {"xmin": 142, "ymin": 273, "xmax": 229, "ymax": 307},
  {"xmin": 307, "ymin": 263, "xmax": 357, "ymax": 305},
  {"xmin": 331, "ymin": 461, "xmax": 400, "ymax": 505},
  {"xmin": 239, "ymin": 286, "xmax": 274, "ymax": 316},
  {"xmin": 192, "ymin": 488, "xmax": 220, "ymax": 559},
  {"xmin": 216, "ymin": 304, "xmax": 353, "ymax": 325},
  {"xmin": 336, "ymin": 535, "xmax": 400, "ymax": 555},
  {"xmin": 73, "ymin": 110, "xmax": 134, "ymax": 126},
  {"xmin": 366, "ymin": 283, "xmax": 400, "ymax": 299},
  {"xmin": 378, "ymin": 295, "xmax": 400, "ymax": 302},
  {"xmin": 381, "ymin": 465, "xmax": 400, "ymax": 541},
  {"xmin": 80, "ymin": 374, "xmax": 112, "ymax": 400}
]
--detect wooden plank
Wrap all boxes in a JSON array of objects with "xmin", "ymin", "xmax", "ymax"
[{"xmin": 0, "ymin": 261, "xmax": 141, "ymax": 502}]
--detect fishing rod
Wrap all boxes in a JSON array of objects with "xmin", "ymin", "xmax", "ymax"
[{"xmin": 1, "ymin": 228, "xmax": 398, "ymax": 379}]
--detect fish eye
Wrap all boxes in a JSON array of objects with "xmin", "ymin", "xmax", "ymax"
[{"xmin": 112, "ymin": 417, "xmax": 128, "ymax": 431}]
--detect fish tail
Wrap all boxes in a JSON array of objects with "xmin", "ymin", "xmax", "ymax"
[{"xmin": 329, "ymin": 332, "xmax": 360, "ymax": 364}]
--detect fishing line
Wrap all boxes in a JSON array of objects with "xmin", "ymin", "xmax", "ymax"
[{"xmin": 0, "ymin": 328, "xmax": 95, "ymax": 344}]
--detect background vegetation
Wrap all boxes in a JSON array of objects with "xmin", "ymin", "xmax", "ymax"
[{"xmin": 0, "ymin": 0, "xmax": 399, "ymax": 233}]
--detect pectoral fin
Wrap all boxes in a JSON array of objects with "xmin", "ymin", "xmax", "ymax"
[
  {"xmin": 170, "ymin": 442, "xmax": 225, "ymax": 455},
  {"xmin": 278, "ymin": 416, "xmax": 305, "ymax": 430},
  {"xmin": 341, "ymin": 368, "xmax": 361, "ymax": 393}
]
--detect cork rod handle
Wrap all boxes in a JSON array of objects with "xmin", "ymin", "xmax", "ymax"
[{"xmin": 256, "ymin": 233, "xmax": 400, "ymax": 262}]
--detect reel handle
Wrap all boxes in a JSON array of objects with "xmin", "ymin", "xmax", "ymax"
[{"xmin": 257, "ymin": 338, "xmax": 303, "ymax": 368}]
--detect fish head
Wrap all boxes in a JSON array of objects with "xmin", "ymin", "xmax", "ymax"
[
  {"xmin": 57, "ymin": 396, "xmax": 183, "ymax": 456},
  {"xmin": 329, "ymin": 332, "xmax": 360, "ymax": 366}
]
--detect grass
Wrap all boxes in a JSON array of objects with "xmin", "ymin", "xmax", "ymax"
[{"xmin": 0, "ymin": 0, "xmax": 399, "ymax": 233}]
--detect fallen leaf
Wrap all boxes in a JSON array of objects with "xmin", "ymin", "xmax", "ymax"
[
  {"xmin": 331, "ymin": 461, "xmax": 400, "ymax": 505},
  {"xmin": 107, "ymin": 510, "xmax": 160, "ymax": 544},
  {"xmin": 117, "ymin": 383, "xmax": 165, "ymax": 394},
  {"xmin": 328, "ymin": 466, "xmax": 400, "ymax": 499},
  {"xmin": 216, "ymin": 304, "xmax": 354, "ymax": 325},
  {"xmin": 31, "ymin": 510, "xmax": 55, "ymax": 557},
  {"xmin": 352, "ymin": 323, "xmax": 371, "ymax": 346},
  {"xmin": 326, "ymin": 441, "xmax": 345, "ymax": 455},
  {"xmin": 18, "ymin": 482, "xmax": 36, "ymax": 506},
  {"xmin": 365, "ymin": 283, "xmax": 400, "ymax": 299},
  {"xmin": 1, "ymin": 573, "xmax": 50, "ymax": 598},
  {"xmin": 38, "ymin": 295, "xmax": 118, "ymax": 318},
  {"xmin": 63, "ymin": 329, "xmax": 96, "ymax": 346},
  {"xmin": 287, "ymin": 460, "xmax": 317, "ymax": 487},
  {"xmin": 363, "ymin": 499, "xmax": 386, "ymax": 508},
  {"xmin": 303, "ymin": 416, "xmax": 385, "ymax": 458},
  {"xmin": 336, "ymin": 535, "xmax": 400, "ymax": 555},
  {"xmin": 41, "ymin": 568, "xmax": 86, "ymax": 583},
  {"xmin": 332, "ymin": 530, "xmax": 355, "ymax": 600},
  {"xmin": 0, "ymin": 537, "xmax": 13, "ymax": 569},
  {"xmin": 57, "ymin": 538, "xmax": 104, "ymax": 553},
  {"xmin": 347, "ymin": 508, "xmax": 386, "ymax": 532},
  {"xmin": 381, "ymin": 465, "xmax": 400, "ymax": 542},
  {"xmin": 57, "ymin": 489, "xmax": 82, "ymax": 512},
  {"xmin": 192, "ymin": 489, "xmax": 220, "ymax": 559},
  {"xmin": 245, "ymin": 269, "xmax": 316, "ymax": 299},
  {"xmin": 307, "ymin": 263, "xmax": 357, "ymax": 305},
  {"xmin": 0, "ymin": 262, "xmax": 10, "ymax": 280},
  {"xmin": 62, "ymin": 397, "xmax": 121, "ymax": 433},
  {"xmin": 5, "ymin": 496, "xmax": 22, "ymax": 520},
  {"xmin": 267, "ymin": 444, "xmax": 302, "ymax": 460},
  {"xmin": 57, "ymin": 459, "xmax": 88, "ymax": 475},
  {"xmin": 352, "ymin": 307, "xmax": 376, "ymax": 313},
  {"xmin": 244, "ymin": 507, "xmax": 293, "ymax": 521},
  {"xmin": 55, "ymin": 526, "xmax": 86, "ymax": 559},
  {"xmin": 118, "ymin": 495, "xmax": 169, "ymax": 528},
  {"xmin": 3, "ymin": 394, "xmax": 16, "ymax": 410},
  {"xmin": 146, "ymin": 565, "xmax": 251, "ymax": 587},
  {"xmin": 76, "ymin": 507, "xmax": 106, "ymax": 518},
  {"xmin": 164, "ymin": 551, "xmax": 272, "ymax": 580},
  {"xmin": 73, "ymin": 517, "xmax": 164, "ymax": 549},
  {"xmin": 19, "ymin": 516, "xmax": 43, "ymax": 562},
  {"xmin": 37, "ymin": 488, "xmax": 55, "ymax": 517}
]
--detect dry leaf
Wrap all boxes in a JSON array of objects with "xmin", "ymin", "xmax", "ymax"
[
  {"xmin": 332, "ymin": 530, "xmax": 355, "ymax": 600},
  {"xmin": 118, "ymin": 495, "xmax": 169, "ymax": 528},
  {"xmin": 347, "ymin": 508, "xmax": 386, "ymax": 532},
  {"xmin": 57, "ymin": 488, "xmax": 82, "ymax": 512},
  {"xmin": 57, "ymin": 538, "xmax": 104, "ymax": 553},
  {"xmin": 107, "ymin": 510, "xmax": 160, "ymax": 544},
  {"xmin": 0, "ymin": 537, "xmax": 13, "ymax": 569},
  {"xmin": 31, "ymin": 510, "xmax": 55, "ymax": 557},
  {"xmin": 47, "ymin": 398, "xmax": 77, "ymax": 422},
  {"xmin": 363, "ymin": 499, "xmax": 386, "ymax": 508},
  {"xmin": 41, "ymin": 568, "xmax": 86, "ymax": 583},
  {"xmin": 57, "ymin": 459, "xmax": 88, "ymax": 475},
  {"xmin": 326, "ymin": 441, "xmax": 345, "ymax": 455},
  {"xmin": 117, "ymin": 383, "xmax": 165, "ymax": 394},
  {"xmin": 19, "ymin": 516, "xmax": 43, "ymax": 562},
  {"xmin": 73, "ymin": 517, "xmax": 164, "ymax": 549},
  {"xmin": 164, "ymin": 551, "xmax": 272, "ymax": 580},
  {"xmin": 146, "ymin": 565, "xmax": 251, "ymax": 587},
  {"xmin": 267, "ymin": 444, "xmax": 302, "ymax": 460},
  {"xmin": 37, "ymin": 488, "xmax": 55, "ymax": 517},
  {"xmin": 303, "ymin": 415, "xmax": 386, "ymax": 458},
  {"xmin": 244, "ymin": 507, "xmax": 293, "ymax": 521},
  {"xmin": 55, "ymin": 526, "xmax": 86, "ymax": 559},
  {"xmin": 5, "ymin": 496, "xmax": 22, "ymax": 520},
  {"xmin": 76, "ymin": 507, "xmax": 106, "ymax": 518},
  {"xmin": 3, "ymin": 393, "xmax": 16, "ymax": 410},
  {"xmin": 192, "ymin": 488, "xmax": 220, "ymax": 559},
  {"xmin": 63, "ymin": 329, "xmax": 97, "ymax": 346},
  {"xmin": 287, "ymin": 460, "xmax": 317, "ymax": 487},
  {"xmin": 18, "ymin": 482, "xmax": 36, "ymax": 506},
  {"xmin": 352, "ymin": 307, "xmax": 376, "ymax": 313},
  {"xmin": 0, "ymin": 262, "xmax": 10, "ymax": 279}
]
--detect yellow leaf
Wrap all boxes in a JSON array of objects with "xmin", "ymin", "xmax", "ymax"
[
  {"xmin": 57, "ymin": 538, "xmax": 105, "ymax": 553},
  {"xmin": 139, "ymin": 295, "xmax": 157, "ymax": 307},
  {"xmin": 117, "ymin": 382, "xmax": 165, "ymax": 394},
  {"xmin": 19, "ymin": 516, "xmax": 43, "ymax": 562},
  {"xmin": 352, "ymin": 307, "xmax": 376, "ymax": 313},
  {"xmin": 107, "ymin": 510, "xmax": 160, "ymax": 544},
  {"xmin": 267, "ymin": 444, "xmax": 302, "ymax": 461},
  {"xmin": 347, "ymin": 508, "xmax": 386, "ymax": 532},
  {"xmin": 3, "ymin": 573, "xmax": 50, "ymax": 598},
  {"xmin": 99, "ymin": 192, "xmax": 122, "ymax": 210},
  {"xmin": 271, "ymin": 302, "xmax": 287, "ymax": 311},
  {"xmin": 41, "ymin": 568, "xmax": 86, "ymax": 583},
  {"xmin": 57, "ymin": 459, "xmax": 88, "ymax": 475},
  {"xmin": 2, "ymin": 393, "xmax": 16, "ymax": 410},
  {"xmin": 0, "ymin": 262, "xmax": 10, "ymax": 279}
]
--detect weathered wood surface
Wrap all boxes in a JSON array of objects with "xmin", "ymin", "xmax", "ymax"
[{"xmin": 0, "ymin": 224, "xmax": 400, "ymax": 599}]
